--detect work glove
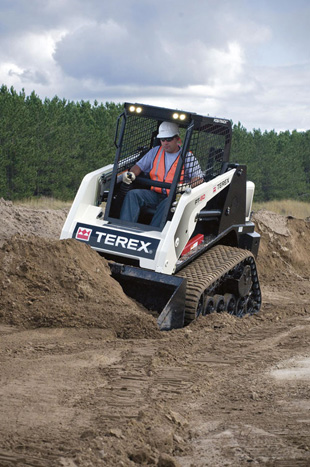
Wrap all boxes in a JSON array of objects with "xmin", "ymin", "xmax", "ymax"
[{"xmin": 122, "ymin": 171, "xmax": 136, "ymax": 184}]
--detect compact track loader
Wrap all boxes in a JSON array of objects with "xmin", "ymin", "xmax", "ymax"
[{"xmin": 60, "ymin": 103, "xmax": 261, "ymax": 330}]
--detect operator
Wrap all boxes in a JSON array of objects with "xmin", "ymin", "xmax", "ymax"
[{"xmin": 119, "ymin": 121, "xmax": 203, "ymax": 227}]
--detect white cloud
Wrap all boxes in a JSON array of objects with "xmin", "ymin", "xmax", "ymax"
[{"xmin": 0, "ymin": 0, "xmax": 309, "ymax": 131}]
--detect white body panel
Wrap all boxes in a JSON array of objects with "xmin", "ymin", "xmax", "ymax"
[
  {"xmin": 60, "ymin": 166, "xmax": 241, "ymax": 275},
  {"xmin": 60, "ymin": 164, "xmax": 113, "ymax": 240},
  {"xmin": 245, "ymin": 181, "xmax": 255, "ymax": 221}
]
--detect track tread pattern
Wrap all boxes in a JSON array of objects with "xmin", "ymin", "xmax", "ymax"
[{"xmin": 176, "ymin": 245, "xmax": 259, "ymax": 323}]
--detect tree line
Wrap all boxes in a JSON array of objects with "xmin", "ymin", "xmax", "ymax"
[
  {"xmin": 1, "ymin": 85, "xmax": 309, "ymax": 202},
  {"xmin": 231, "ymin": 122, "xmax": 310, "ymax": 202},
  {"xmin": 0, "ymin": 85, "xmax": 122, "ymax": 200}
]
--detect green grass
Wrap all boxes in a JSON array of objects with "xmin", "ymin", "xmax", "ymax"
[
  {"xmin": 12, "ymin": 197, "xmax": 310, "ymax": 219},
  {"xmin": 13, "ymin": 197, "xmax": 72, "ymax": 210},
  {"xmin": 253, "ymin": 200, "xmax": 310, "ymax": 219}
]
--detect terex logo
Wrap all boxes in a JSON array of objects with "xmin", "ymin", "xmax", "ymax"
[
  {"xmin": 73, "ymin": 224, "xmax": 160, "ymax": 259},
  {"xmin": 95, "ymin": 231, "xmax": 151, "ymax": 253},
  {"xmin": 217, "ymin": 178, "xmax": 230, "ymax": 190},
  {"xmin": 76, "ymin": 227, "xmax": 92, "ymax": 241}
]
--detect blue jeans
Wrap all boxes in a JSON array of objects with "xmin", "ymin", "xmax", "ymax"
[{"xmin": 120, "ymin": 189, "xmax": 168, "ymax": 227}]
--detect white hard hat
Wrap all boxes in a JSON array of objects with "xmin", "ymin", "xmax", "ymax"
[{"xmin": 157, "ymin": 121, "xmax": 179, "ymax": 139}]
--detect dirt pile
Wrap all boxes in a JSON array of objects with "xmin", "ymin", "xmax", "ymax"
[
  {"xmin": 0, "ymin": 198, "xmax": 69, "ymax": 247},
  {"xmin": 1, "ymin": 202, "xmax": 310, "ymax": 466},
  {"xmin": 253, "ymin": 209, "xmax": 310, "ymax": 280},
  {"xmin": 0, "ymin": 235, "xmax": 161, "ymax": 339},
  {"xmin": 0, "ymin": 204, "xmax": 309, "ymax": 339}
]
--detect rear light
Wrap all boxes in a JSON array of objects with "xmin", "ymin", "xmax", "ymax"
[{"xmin": 181, "ymin": 234, "xmax": 204, "ymax": 256}]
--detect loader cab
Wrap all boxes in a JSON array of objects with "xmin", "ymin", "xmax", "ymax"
[{"xmin": 102, "ymin": 103, "xmax": 232, "ymax": 231}]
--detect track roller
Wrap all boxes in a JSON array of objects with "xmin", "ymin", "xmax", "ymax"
[
  {"xmin": 224, "ymin": 293, "xmax": 237, "ymax": 314},
  {"xmin": 203, "ymin": 296, "xmax": 215, "ymax": 315},
  {"xmin": 196, "ymin": 294, "xmax": 204, "ymax": 318},
  {"xmin": 235, "ymin": 297, "xmax": 248, "ymax": 317},
  {"xmin": 213, "ymin": 295, "xmax": 225, "ymax": 313}
]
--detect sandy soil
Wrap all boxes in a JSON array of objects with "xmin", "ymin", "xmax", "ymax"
[{"xmin": 0, "ymin": 197, "xmax": 310, "ymax": 466}]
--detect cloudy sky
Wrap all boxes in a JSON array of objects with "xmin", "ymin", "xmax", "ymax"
[{"xmin": 0, "ymin": 0, "xmax": 309, "ymax": 132}]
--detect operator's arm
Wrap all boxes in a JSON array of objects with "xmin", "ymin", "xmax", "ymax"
[
  {"xmin": 129, "ymin": 164, "xmax": 142, "ymax": 178},
  {"xmin": 123, "ymin": 147, "xmax": 156, "ymax": 183},
  {"xmin": 122, "ymin": 164, "xmax": 142, "ymax": 184}
]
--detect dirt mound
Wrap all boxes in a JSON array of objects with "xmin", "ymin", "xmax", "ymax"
[
  {"xmin": 0, "ymin": 203, "xmax": 309, "ymax": 340},
  {"xmin": 1, "ymin": 202, "xmax": 310, "ymax": 466},
  {"xmin": 253, "ymin": 209, "xmax": 310, "ymax": 280},
  {"xmin": 0, "ymin": 198, "xmax": 69, "ymax": 247},
  {"xmin": 0, "ymin": 235, "xmax": 161, "ymax": 339}
]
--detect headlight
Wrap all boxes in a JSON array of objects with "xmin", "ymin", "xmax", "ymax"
[
  {"xmin": 172, "ymin": 112, "xmax": 187, "ymax": 121},
  {"xmin": 129, "ymin": 105, "xmax": 142, "ymax": 114}
]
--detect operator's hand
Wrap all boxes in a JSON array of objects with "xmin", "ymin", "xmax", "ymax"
[{"xmin": 122, "ymin": 171, "xmax": 136, "ymax": 184}]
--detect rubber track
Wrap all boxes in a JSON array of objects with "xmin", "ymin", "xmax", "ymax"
[{"xmin": 176, "ymin": 245, "xmax": 257, "ymax": 322}]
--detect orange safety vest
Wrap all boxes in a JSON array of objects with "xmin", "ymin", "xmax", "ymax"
[{"xmin": 149, "ymin": 147, "xmax": 184, "ymax": 195}]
